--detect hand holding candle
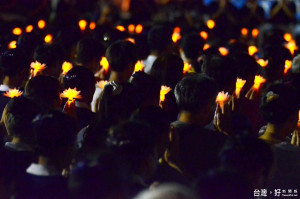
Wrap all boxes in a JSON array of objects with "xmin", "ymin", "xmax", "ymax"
[
  {"xmin": 30, "ymin": 61, "xmax": 46, "ymax": 77},
  {"xmin": 60, "ymin": 88, "xmax": 82, "ymax": 105},
  {"xmin": 97, "ymin": 80, "xmax": 109, "ymax": 89},
  {"xmin": 235, "ymin": 78, "xmax": 246, "ymax": 98},
  {"xmin": 3, "ymin": 88, "xmax": 23, "ymax": 98},
  {"xmin": 62, "ymin": 61, "xmax": 73, "ymax": 75}
]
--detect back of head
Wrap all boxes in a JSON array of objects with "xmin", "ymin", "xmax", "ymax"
[
  {"xmin": 76, "ymin": 37, "xmax": 105, "ymax": 65},
  {"xmin": 150, "ymin": 53, "xmax": 184, "ymax": 89},
  {"xmin": 260, "ymin": 83, "xmax": 300, "ymax": 125},
  {"xmin": 25, "ymin": 75, "xmax": 61, "ymax": 110},
  {"xmin": 175, "ymin": 73, "xmax": 218, "ymax": 113},
  {"xmin": 105, "ymin": 40, "xmax": 137, "ymax": 72},
  {"xmin": 147, "ymin": 25, "xmax": 173, "ymax": 53},
  {"xmin": 180, "ymin": 32, "xmax": 205, "ymax": 60}
]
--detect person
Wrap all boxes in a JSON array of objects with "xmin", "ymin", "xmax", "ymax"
[{"xmin": 15, "ymin": 110, "xmax": 77, "ymax": 199}]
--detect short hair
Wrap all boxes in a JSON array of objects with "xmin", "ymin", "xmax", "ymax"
[
  {"xmin": 105, "ymin": 40, "xmax": 137, "ymax": 72},
  {"xmin": 174, "ymin": 73, "xmax": 218, "ymax": 113},
  {"xmin": 147, "ymin": 25, "xmax": 173, "ymax": 53},
  {"xmin": 76, "ymin": 38, "xmax": 105, "ymax": 65},
  {"xmin": 260, "ymin": 83, "xmax": 300, "ymax": 124},
  {"xmin": 24, "ymin": 75, "xmax": 61, "ymax": 110},
  {"xmin": 33, "ymin": 110, "xmax": 77, "ymax": 158},
  {"xmin": 34, "ymin": 43, "xmax": 65, "ymax": 69},
  {"xmin": 180, "ymin": 32, "xmax": 205, "ymax": 60}
]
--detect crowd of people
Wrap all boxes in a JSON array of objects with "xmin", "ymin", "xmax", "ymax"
[{"xmin": 0, "ymin": 0, "xmax": 300, "ymax": 198}]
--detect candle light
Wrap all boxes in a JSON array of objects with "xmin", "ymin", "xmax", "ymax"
[
  {"xmin": 135, "ymin": 24, "xmax": 143, "ymax": 34},
  {"xmin": 219, "ymin": 47, "xmax": 229, "ymax": 56},
  {"xmin": 8, "ymin": 41, "xmax": 17, "ymax": 49},
  {"xmin": 78, "ymin": 20, "xmax": 87, "ymax": 31},
  {"xmin": 3, "ymin": 88, "xmax": 23, "ymax": 98},
  {"xmin": 241, "ymin": 28, "xmax": 248, "ymax": 36},
  {"xmin": 134, "ymin": 61, "xmax": 144, "ymax": 72},
  {"xmin": 97, "ymin": 80, "xmax": 109, "ymax": 89},
  {"xmin": 285, "ymin": 40, "xmax": 298, "ymax": 56},
  {"xmin": 200, "ymin": 31, "xmax": 208, "ymax": 40},
  {"xmin": 252, "ymin": 28, "xmax": 259, "ymax": 38},
  {"xmin": 160, "ymin": 85, "xmax": 171, "ymax": 103},
  {"xmin": 100, "ymin": 57, "xmax": 109, "ymax": 72},
  {"xmin": 62, "ymin": 61, "xmax": 73, "ymax": 75},
  {"xmin": 30, "ymin": 61, "xmax": 46, "ymax": 77},
  {"xmin": 248, "ymin": 46, "xmax": 258, "ymax": 56},
  {"xmin": 172, "ymin": 27, "xmax": 181, "ymax": 43},
  {"xmin": 128, "ymin": 24, "xmax": 135, "ymax": 34},
  {"xmin": 37, "ymin": 20, "xmax": 46, "ymax": 29},
  {"xmin": 125, "ymin": 38, "xmax": 135, "ymax": 44},
  {"xmin": 235, "ymin": 78, "xmax": 246, "ymax": 97},
  {"xmin": 257, "ymin": 59, "xmax": 268, "ymax": 68},
  {"xmin": 44, "ymin": 34, "xmax": 53, "ymax": 43},
  {"xmin": 206, "ymin": 19, "xmax": 215, "ymax": 29},
  {"xmin": 12, "ymin": 27, "xmax": 22, "ymax": 36},
  {"xmin": 60, "ymin": 88, "xmax": 82, "ymax": 105},
  {"xmin": 89, "ymin": 22, "xmax": 96, "ymax": 30},
  {"xmin": 203, "ymin": 44, "xmax": 211, "ymax": 51},
  {"xmin": 283, "ymin": 33, "xmax": 292, "ymax": 42},
  {"xmin": 25, "ymin": 25, "xmax": 33, "ymax": 33},
  {"xmin": 116, "ymin": 25, "xmax": 126, "ymax": 32},
  {"xmin": 216, "ymin": 91, "xmax": 230, "ymax": 110},
  {"xmin": 253, "ymin": 75, "xmax": 266, "ymax": 91},
  {"xmin": 284, "ymin": 60, "xmax": 292, "ymax": 75},
  {"xmin": 183, "ymin": 62, "xmax": 192, "ymax": 75}
]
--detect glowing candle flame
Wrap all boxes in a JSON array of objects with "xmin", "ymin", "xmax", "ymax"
[
  {"xmin": 78, "ymin": 20, "xmax": 87, "ymax": 31},
  {"xmin": 200, "ymin": 31, "xmax": 208, "ymax": 40},
  {"xmin": 241, "ymin": 28, "xmax": 248, "ymax": 36},
  {"xmin": 219, "ymin": 47, "xmax": 229, "ymax": 56},
  {"xmin": 172, "ymin": 33, "xmax": 181, "ymax": 43},
  {"xmin": 3, "ymin": 88, "xmax": 23, "ymax": 98},
  {"xmin": 30, "ymin": 61, "xmax": 46, "ymax": 77},
  {"xmin": 173, "ymin": 27, "xmax": 181, "ymax": 34},
  {"xmin": 252, "ymin": 28, "xmax": 259, "ymax": 38},
  {"xmin": 284, "ymin": 60, "xmax": 292, "ymax": 75},
  {"xmin": 128, "ymin": 24, "xmax": 135, "ymax": 34},
  {"xmin": 203, "ymin": 43, "xmax": 211, "ymax": 51},
  {"xmin": 125, "ymin": 37, "xmax": 135, "ymax": 44},
  {"xmin": 37, "ymin": 20, "xmax": 46, "ymax": 29},
  {"xmin": 257, "ymin": 59, "xmax": 268, "ymax": 68},
  {"xmin": 285, "ymin": 40, "xmax": 298, "ymax": 56},
  {"xmin": 116, "ymin": 25, "xmax": 125, "ymax": 32},
  {"xmin": 235, "ymin": 78, "xmax": 246, "ymax": 97},
  {"xmin": 62, "ymin": 61, "xmax": 73, "ymax": 75},
  {"xmin": 100, "ymin": 57, "xmax": 109, "ymax": 72},
  {"xmin": 160, "ymin": 85, "xmax": 171, "ymax": 102},
  {"xmin": 89, "ymin": 22, "xmax": 96, "ymax": 30},
  {"xmin": 61, "ymin": 88, "xmax": 82, "ymax": 102},
  {"xmin": 253, "ymin": 75, "xmax": 266, "ymax": 91},
  {"xmin": 183, "ymin": 62, "xmax": 192, "ymax": 75},
  {"xmin": 25, "ymin": 25, "xmax": 33, "ymax": 33},
  {"xmin": 8, "ymin": 41, "xmax": 17, "ymax": 49},
  {"xmin": 44, "ymin": 34, "xmax": 53, "ymax": 43},
  {"xmin": 135, "ymin": 24, "xmax": 143, "ymax": 34},
  {"xmin": 216, "ymin": 91, "xmax": 229, "ymax": 108},
  {"xmin": 248, "ymin": 46, "xmax": 258, "ymax": 56},
  {"xmin": 284, "ymin": 33, "xmax": 292, "ymax": 42},
  {"xmin": 207, "ymin": 19, "xmax": 215, "ymax": 29},
  {"xmin": 12, "ymin": 27, "xmax": 22, "ymax": 36},
  {"xmin": 134, "ymin": 60, "xmax": 144, "ymax": 72},
  {"xmin": 97, "ymin": 80, "xmax": 109, "ymax": 89}
]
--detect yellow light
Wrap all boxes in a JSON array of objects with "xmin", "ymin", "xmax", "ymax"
[
  {"xmin": 172, "ymin": 33, "xmax": 181, "ymax": 43},
  {"xmin": 78, "ymin": 20, "xmax": 87, "ymax": 31},
  {"xmin": 257, "ymin": 59, "xmax": 268, "ymax": 68},
  {"xmin": 284, "ymin": 33, "xmax": 292, "ymax": 42},
  {"xmin": 284, "ymin": 60, "xmax": 292, "ymax": 75},
  {"xmin": 203, "ymin": 43, "xmax": 211, "ymax": 51},
  {"xmin": 235, "ymin": 78, "xmax": 246, "ymax": 97},
  {"xmin": 8, "ymin": 41, "xmax": 17, "ymax": 49},
  {"xmin": 285, "ymin": 40, "xmax": 298, "ymax": 55},
  {"xmin": 134, "ymin": 60, "xmax": 144, "ymax": 72},
  {"xmin": 97, "ymin": 80, "xmax": 109, "ymax": 90},
  {"xmin": 160, "ymin": 85, "xmax": 171, "ymax": 102},
  {"xmin": 135, "ymin": 24, "xmax": 143, "ymax": 34},
  {"xmin": 44, "ymin": 34, "xmax": 53, "ymax": 43},
  {"xmin": 219, "ymin": 47, "xmax": 229, "ymax": 56},
  {"xmin": 116, "ymin": 25, "xmax": 126, "ymax": 32},
  {"xmin": 3, "ymin": 88, "xmax": 23, "ymax": 98},
  {"xmin": 200, "ymin": 31, "xmax": 208, "ymax": 40},
  {"xmin": 89, "ymin": 22, "xmax": 96, "ymax": 30},
  {"xmin": 62, "ymin": 61, "xmax": 73, "ymax": 75},
  {"xmin": 60, "ymin": 88, "xmax": 82, "ymax": 102},
  {"xmin": 25, "ymin": 25, "xmax": 34, "ymax": 33},
  {"xmin": 241, "ymin": 28, "xmax": 248, "ymax": 36},
  {"xmin": 216, "ymin": 91, "xmax": 229, "ymax": 109},
  {"xmin": 128, "ymin": 24, "xmax": 135, "ymax": 34},
  {"xmin": 30, "ymin": 61, "xmax": 47, "ymax": 77},
  {"xmin": 100, "ymin": 57, "xmax": 109, "ymax": 72},
  {"xmin": 252, "ymin": 28, "xmax": 259, "ymax": 38},
  {"xmin": 253, "ymin": 75, "xmax": 266, "ymax": 91},
  {"xmin": 207, "ymin": 19, "xmax": 215, "ymax": 29},
  {"xmin": 248, "ymin": 46, "xmax": 258, "ymax": 56},
  {"xmin": 12, "ymin": 27, "xmax": 22, "ymax": 36},
  {"xmin": 125, "ymin": 37, "xmax": 135, "ymax": 44},
  {"xmin": 37, "ymin": 20, "xmax": 46, "ymax": 29},
  {"xmin": 183, "ymin": 62, "xmax": 192, "ymax": 75}
]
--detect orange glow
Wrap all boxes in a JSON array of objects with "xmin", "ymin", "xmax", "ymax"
[
  {"xmin": 248, "ymin": 46, "xmax": 258, "ymax": 56},
  {"xmin": 30, "ymin": 61, "xmax": 46, "ymax": 77},
  {"xmin": 97, "ymin": 80, "xmax": 109, "ymax": 89},
  {"xmin": 121, "ymin": 0, "xmax": 131, "ymax": 12},
  {"xmin": 12, "ymin": 27, "xmax": 22, "ymax": 36},
  {"xmin": 8, "ymin": 41, "xmax": 17, "ymax": 49},
  {"xmin": 257, "ymin": 59, "xmax": 268, "ymax": 68},
  {"xmin": 203, "ymin": 43, "xmax": 211, "ymax": 51},
  {"xmin": 172, "ymin": 32, "xmax": 181, "ymax": 43},
  {"xmin": 62, "ymin": 61, "xmax": 73, "ymax": 75},
  {"xmin": 206, "ymin": 19, "xmax": 215, "ymax": 29},
  {"xmin": 37, "ymin": 20, "xmax": 46, "ymax": 29},
  {"xmin": 61, "ymin": 88, "xmax": 82, "ymax": 103},
  {"xmin": 160, "ymin": 85, "xmax": 171, "ymax": 102},
  {"xmin": 219, "ymin": 47, "xmax": 229, "ymax": 56},
  {"xmin": 78, "ymin": 20, "xmax": 87, "ymax": 31},
  {"xmin": 183, "ymin": 62, "xmax": 192, "ymax": 75},
  {"xmin": 284, "ymin": 33, "xmax": 292, "ymax": 42},
  {"xmin": 135, "ymin": 24, "xmax": 143, "ymax": 34},
  {"xmin": 285, "ymin": 40, "xmax": 298, "ymax": 55},
  {"xmin": 235, "ymin": 78, "xmax": 246, "ymax": 97},
  {"xmin": 128, "ymin": 24, "xmax": 135, "ymax": 34},
  {"xmin": 25, "ymin": 25, "xmax": 33, "ymax": 33},
  {"xmin": 253, "ymin": 75, "xmax": 266, "ymax": 91},
  {"xmin": 89, "ymin": 22, "xmax": 96, "ymax": 30},
  {"xmin": 3, "ymin": 88, "xmax": 23, "ymax": 98},
  {"xmin": 252, "ymin": 28, "xmax": 259, "ymax": 38},
  {"xmin": 100, "ymin": 57, "xmax": 109, "ymax": 72},
  {"xmin": 116, "ymin": 25, "xmax": 126, "ymax": 32},
  {"xmin": 216, "ymin": 91, "xmax": 229, "ymax": 108},
  {"xmin": 44, "ymin": 34, "xmax": 53, "ymax": 43},
  {"xmin": 125, "ymin": 37, "xmax": 135, "ymax": 44},
  {"xmin": 298, "ymin": 110, "xmax": 300, "ymax": 128},
  {"xmin": 284, "ymin": 60, "xmax": 292, "ymax": 75},
  {"xmin": 200, "ymin": 31, "xmax": 208, "ymax": 40},
  {"xmin": 173, "ymin": 27, "xmax": 181, "ymax": 34},
  {"xmin": 134, "ymin": 60, "xmax": 144, "ymax": 72},
  {"xmin": 241, "ymin": 28, "xmax": 248, "ymax": 36}
]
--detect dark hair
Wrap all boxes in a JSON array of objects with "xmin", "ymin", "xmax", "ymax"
[
  {"xmin": 24, "ymin": 75, "xmax": 61, "ymax": 110},
  {"xmin": 260, "ymin": 83, "xmax": 300, "ymax": 124},
  {"xmin": 174, "ymin": 73, "xmax": 218, "ymax": 113},
  {"xmin": 180, "ymin": 32, "xmax": 205, "ymax": 60},
  {"xmin": 147, "ymin": 25, "xmax": 173, "ymax": 53},
  {"xmin": 150, "ymin": 53, "xmax": 184, "ymax": 89},
  {"xmin": 105, "ymin": 40, "xmax": 137, "ymax": 72},
  {"xmin": 76, "ymin": 38, "xmax": 105, "ymax": 65}
]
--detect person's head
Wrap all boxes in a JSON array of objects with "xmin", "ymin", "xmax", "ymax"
[
  {"xmin": 25, "ymin": 75, "xmax": 61, "ymax": 110},
  {"xmin": 33, "ymin": 43, "xmax": 65, "ymax": 78},
  {"xmin": 107, "ymin": 120, "xmax": 158, "ymax": 179},
  {"xmin": 131, "ymin": 71, "xmax": 161, "ymax": 107},
  {"xmin": 201, "ymin": 54, "xmax": 238, "ymax": 93},
  {"xmin": 33, "ymin": 110, "xmax": 77, "ymax": 170},
  {"xmin": 292, "ymin": 53, "xmax": 300, "ymax": 74},
  {"xmin": 260, "ymin": 83, "xmax": 300, "ymax": 135},
  {"xmin": 63, "ymin": 66, "xmax": 96, "ymax": 104},
  {"xmin": 147, "ymin": 25, "xmax": 173, "ymax": 54},
  {"xmin": 105, "ymin": 40, "xmax": 137, "ymax": 79},
  {"xmin": 150, "ymin": 53, "xmax": 184, "ymax": 89},
  {"xmin": 76, "ymin": 37, "xmax": 105, "ymax": 73},
  {"xmin": 180, "ymin": 32, "xmax": 205, "ymax": 61},
  {"xmin": 175, "ymin": 74, "xmax": 218, "ymax": 125},
  {"xmin": 6, "ymin": 96, "xmax": 41, "ymax": 145}
]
